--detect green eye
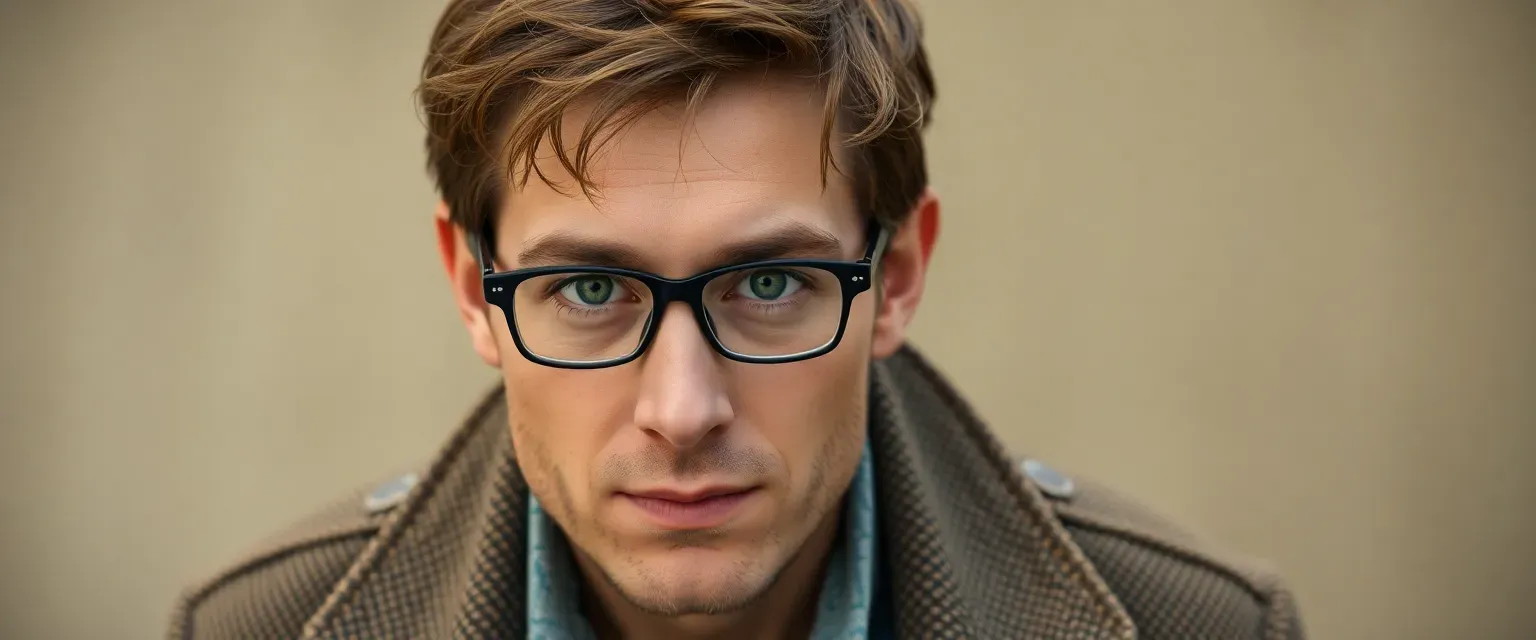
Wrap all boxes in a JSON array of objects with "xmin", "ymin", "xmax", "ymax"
[
  {"xmin": 561, "ymin": 276, "xmax": 617, "ymax": 306},
  {"xmin": 738, "ymin": 269, "xmax": 800, "ymax": 301}
]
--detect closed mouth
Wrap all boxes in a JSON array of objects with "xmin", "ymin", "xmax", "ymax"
[{"xmin": 618, "ymin": 486, "xmax": 761, "ymax": 530}]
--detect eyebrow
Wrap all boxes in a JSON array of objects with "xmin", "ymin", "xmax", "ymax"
[
  {"xmin": 705, "ymin": 222, "xmax": 845, "ymax": 269},
  {"xmin": 515, "ymin": 232, "xmax": 648, "ymax": 270},
  {"xmin": 514, "ymin": 221, "xmax": 847, "ymax": 272}
]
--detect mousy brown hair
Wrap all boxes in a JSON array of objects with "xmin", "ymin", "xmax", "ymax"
[{"xmin": 418, "ymin": 0, "xmax": 935, "ymax": 245}]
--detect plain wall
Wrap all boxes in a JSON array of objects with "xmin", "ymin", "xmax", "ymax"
[{"xmin": 1, "ymin": 1, "xmax": 1532, "ymax": 638}]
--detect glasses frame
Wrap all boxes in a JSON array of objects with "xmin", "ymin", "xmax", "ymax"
[{"xmin": 471, "ymin": 221, "xmax": 889, "ymax": 369}]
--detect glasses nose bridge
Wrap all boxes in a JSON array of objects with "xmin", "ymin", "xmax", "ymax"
[{"xmin": 643, "ymin": 272, "xmax": 722, "ymax": 357}]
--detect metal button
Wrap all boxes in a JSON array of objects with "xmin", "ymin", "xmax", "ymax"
[
  {"xmin": 1020, "ymin": 458, "xmax": 1075, "ymax": 500},
  {"xmin": 364, "ymin": 472, "xmax": 419, "ymax": 514}
]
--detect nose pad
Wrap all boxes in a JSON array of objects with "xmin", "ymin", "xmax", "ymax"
[{"xmin": 631, "ymin": 303, "xmax": 734, "ymax": 449}]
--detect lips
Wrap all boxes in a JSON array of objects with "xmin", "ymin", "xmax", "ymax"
[{"xmin": 619, "ymin": 486, "xmax": 759, "ymax": 530}]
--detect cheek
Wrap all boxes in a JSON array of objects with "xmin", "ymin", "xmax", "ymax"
[
  {"xmin": 730, "ymin": 346, "xmax": 869, "ymax": 488},
  {"xmin": 502, "ymin": 357, "xmax": 633, "ymax": 512}
]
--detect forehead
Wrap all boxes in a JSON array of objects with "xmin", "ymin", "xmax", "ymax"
[{"xmin": 495, "ymin": 72, "xmax": 861, "ymax": 273}]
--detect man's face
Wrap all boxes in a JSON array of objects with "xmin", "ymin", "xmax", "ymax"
[{"xmin": 486, "ymin": 74, "xmax": 876, "ymax": 615}]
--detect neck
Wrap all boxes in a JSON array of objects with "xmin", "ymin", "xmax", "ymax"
[{"xmin": 576, "ymin": 507, "xmax": 843, "ymax": 640}]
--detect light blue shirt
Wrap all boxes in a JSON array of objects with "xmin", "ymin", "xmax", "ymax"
[{"xmin": 526, "ymin": 444, "xmax": 879, "ymax": 639}]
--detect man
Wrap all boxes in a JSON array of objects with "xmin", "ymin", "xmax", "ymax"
[{"xmin": 171, "ymin": 0, "xmax": 1305, "ymax": 638}]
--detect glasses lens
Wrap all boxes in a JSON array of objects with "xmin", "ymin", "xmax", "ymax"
[
  {"xmin": 512, "ymin": 272, "xmax": 653, "ymax": 363},
  {"xmin": 702, "ymin": 266, "xmax": 846, "ymax": 358}
]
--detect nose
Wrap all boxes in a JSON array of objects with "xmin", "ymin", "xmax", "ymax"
[{"xmin": 631, "ymin": 303, "xmax": 735, "ymax": 449}]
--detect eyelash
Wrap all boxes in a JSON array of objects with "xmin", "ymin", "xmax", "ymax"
[
  {"xmin": 542, "ymin": 277, "xmax": 622, "ymax": 318},
  {"xmin": 724, "ymin": 270, "xmax": 814, "ymax": 297},
  {"xmin": 553, "ymin": 301, "xmax": 604, "ymax": 318}
]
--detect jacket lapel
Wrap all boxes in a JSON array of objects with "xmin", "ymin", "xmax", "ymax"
[
  {"xmin": 870, "ymin": 347, "xmax": 1134, "ymax": 639},
  {"xmin": 302, "ymin": 394, "xmax": 531, "ymax": 639},
  {"xmin": 304, "ymin": 346, "xmax": 1133, "ymax": 639}
]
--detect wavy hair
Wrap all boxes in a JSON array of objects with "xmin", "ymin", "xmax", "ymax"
[{"xmin": 419, "ymin": 0, "xmax": 936, "ymax": 240}]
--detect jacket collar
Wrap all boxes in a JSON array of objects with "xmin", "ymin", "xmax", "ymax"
[{"xmin": 301, "ymin": 346, "xmax": 1134, "ymax": 639}]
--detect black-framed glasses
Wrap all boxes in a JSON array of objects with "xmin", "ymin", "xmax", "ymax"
[{"xmin": 471, "ymin": 222, "xmax": 888, "ymax": 369}]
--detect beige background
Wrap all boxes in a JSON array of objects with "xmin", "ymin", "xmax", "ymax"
[{"xmin": 2, "ymin": 1, "xmax": 1533, "ymax": 638}]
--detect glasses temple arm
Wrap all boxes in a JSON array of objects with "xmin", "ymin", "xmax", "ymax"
[
  {"xmin": 466, "ymin": 230, "xmax": 495, "ymax": 276},
  {"xmin": 861, "ymin": 221, "xmax": 890, "ymax": 263}
]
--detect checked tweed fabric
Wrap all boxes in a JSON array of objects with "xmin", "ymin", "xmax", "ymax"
[{"xmin": 170, "ymin": 346, "xmax": 1305, "ymax": 639}]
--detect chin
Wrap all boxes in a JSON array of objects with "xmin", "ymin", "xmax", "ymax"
[{"xmin": 605, "ymin": 547, "xmax": 777, "ymax": 616}]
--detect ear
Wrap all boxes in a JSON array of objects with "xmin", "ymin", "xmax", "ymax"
[
  {"xmin": 435, "ymin": 201, "xmax": 502, "ymax": 368},
  {"xmin": 870, "ymin": 186, "xmax": 940, "ymax": 359}
]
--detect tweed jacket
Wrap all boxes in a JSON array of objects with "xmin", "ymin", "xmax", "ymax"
[{"xmin": 169, "ymin": 346, "xmax": 1305, "ymax": 639}]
